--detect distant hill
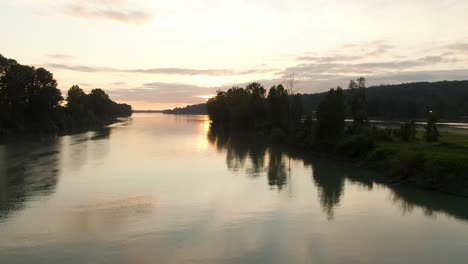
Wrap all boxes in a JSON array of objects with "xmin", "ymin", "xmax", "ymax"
[
  {"xmin": 162, "ymin": 103, "xmax": 207, "ymax": 115},
  {"xmin": 160, "ymin": 80, "xmax": 468, "ymax": 120},
  {"xmin": 133, "ymin": 110, "xmax": 164, "ymax": 113},
  {"xmin": 301, "ymin": 80, "xmax": 468, "ymax": 120}
]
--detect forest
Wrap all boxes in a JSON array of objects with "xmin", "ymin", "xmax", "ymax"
[
  {"xmin": 167, "ymin": 80, "xmax": 468, "ymax": 121},
  {"xmin": 162, "ymin": 103, "xmax": 206, "ymax": 115},
  {"xmin": 301, "ymin": 80, "xmax": 468, "ymax": 120},
  {"xmin": 0, "ymin": 54, "xmax": 132, "ymax": 136},
  {"xmin": 206, "ymin": 78, "xmax": 468, "ymax": 195}
]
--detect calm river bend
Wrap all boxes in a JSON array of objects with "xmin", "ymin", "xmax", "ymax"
[{"xmin": 1, "ymin": 113, "xmax": 467, "ymax": 264}]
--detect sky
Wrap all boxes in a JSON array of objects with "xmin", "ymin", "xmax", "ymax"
[{"xmin": 1, "ymin": 0, "xmax": 468, "ymax": 110}]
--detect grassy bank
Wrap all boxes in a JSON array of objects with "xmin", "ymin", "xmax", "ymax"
[
  {"xmin": 205, "ymin": 78, "xmax": 468, "ymax": 197},
  {"xmin": 363, "ymin": 131, "xmax": 468, "ymax": 196}
]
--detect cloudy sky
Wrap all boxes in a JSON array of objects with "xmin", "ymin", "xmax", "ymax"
[{"xmin": 1, "ymin": 0, "xmax": 468, "ymax": 109}]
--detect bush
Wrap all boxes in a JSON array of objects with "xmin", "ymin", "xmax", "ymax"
[
  {"xmin": 372, "ymin": 126, "xmax": 393, "ymax": 141},
  {"xmin": 336, "ymin": 133, "xmax": 375, "ymax": 158},
  {"xmin": 390, "ymin": 150, "xmax": 426, "ymax": 177},
  {"xmin": 425, "ymin": 113, "xmax": 440, "ymax": 142},
  {"xmin": 400, "ymin": 121, "xmax": 416, "ymax": 141}
]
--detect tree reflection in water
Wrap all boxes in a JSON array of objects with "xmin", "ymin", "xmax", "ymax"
[
  {"xmin": 0, "ymin": 139, "xmax": 61, "ymax": 220},
  {"xmin": 208, "ymin": 126, "xmax": 286, "ymax": 189},
  {"xmin": 207, "ymin": 125, "xmax": 468, "ymax": 222},
  {"xmin": 0, "ymin": 127, "xmax": 113, "ymax": 221}
]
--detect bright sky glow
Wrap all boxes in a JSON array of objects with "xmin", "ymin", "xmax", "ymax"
[{"xmin": 1, "ymin": 0, "xmax": 468, "ymax": 109}]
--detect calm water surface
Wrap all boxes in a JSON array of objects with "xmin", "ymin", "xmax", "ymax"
[{"xmin": 1, "ymin": 113, "xmax": 468, "ymax": 264}]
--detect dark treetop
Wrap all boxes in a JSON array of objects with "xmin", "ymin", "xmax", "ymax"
[{"xmin": 0, "ymin": 54, "xmax": 132, "ymax": 136}]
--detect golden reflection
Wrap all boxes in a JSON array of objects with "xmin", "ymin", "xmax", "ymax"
[
  {"xmin": 196, "ymin": 116, "xmax": 211, "ymax": 151},
  {"xmin": 64, "ymin": 195, "xmax": 156, "ymax": 238}
]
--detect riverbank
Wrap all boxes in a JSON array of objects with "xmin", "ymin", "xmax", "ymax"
[
  {"xmin": 365, "ymin": 131, "xmax": 468, "ymax": 196},
  {"xmin": 0, "ymin": 116, "xmax": 131, "ymax": 144},
  {"xmin": 289, "ymin": 128, "xmax": 468, "ymax": 197},
  {"xmin": 208, "ymin": 123, "xmax": 468, "ymax": 197}
]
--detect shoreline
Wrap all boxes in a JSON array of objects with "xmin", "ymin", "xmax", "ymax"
[
  {"xmin": 0, "ymin": 117, "xmax": 131, "ymax": 144},
  {"xmin": 209, "ymin": 124, "xmax": 468, "ymax": 197}
]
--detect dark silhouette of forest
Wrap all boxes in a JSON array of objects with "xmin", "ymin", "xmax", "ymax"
[
  {"xmin": 162, "ymin": 103, "xmax": 206, "ymax": 115},
  {"xmin": 301, "ymin": 80, "xmax": 468, "ymax": 120},
  {"xmin": 206, "ymin": 77, "xmax": 468, "ymax": 196},
  {"xmin": 0, "ymin": 54, "xmax": 132, "ymax": 136},
  {"xmin": 168, "ymin": 80, "xmax": 468, "ymax": 121}
]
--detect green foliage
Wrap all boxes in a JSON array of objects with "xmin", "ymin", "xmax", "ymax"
[
  {"xmin": 400, "ymin": 121, "xmax": 416, "ymax": 141},
  {"xmin": 425, "ymin": 112, "xmax": 440, "ymax": 142},
  {"xmin": 390, "ymin": 149, "xmax": 426, "ymax": 177},
  {"xmin": 372, "ymin": 127, "xmax": 393, "ymax": 142},
  {"xmin": 336, "ymin": 132, "xmax": 374, "ymax": 158},
  {"xmin": 205, "ymin": 73, "xmax": 468, "ymax": 194},
  {"xmin": 0, "ymin": 54, "xmax": 131, "ymax": 136}
]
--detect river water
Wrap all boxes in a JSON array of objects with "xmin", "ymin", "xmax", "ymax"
[{"xmin": 0, "ymin": 113, "xmax": 467, "ymax": 264}]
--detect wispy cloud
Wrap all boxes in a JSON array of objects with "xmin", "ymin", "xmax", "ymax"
[
  {"xmin": 298, "ymin": 41, "xmax": 393, "ymax": 63},
  {"xmin": 44, "ymin": 63, "xmax": 276, "ymax": 76},
  {"xmin": 446, "ymin": 42, "xmax": 468, "ymax": 52},
  {"xmin": 102, "ymin": 67, "xmax": 468, "ymax": 109},
  {"xmin": 47, "ymin": 53, "xmax": 74, "ymax": 59},
  {"xmin": 108, "ymin": 82, "xmax": 219, "ymax": 104},
  {"xmin": 281, "ymin": 55, "xmax": 457, "ymax": 79},
  {"xmin": 45, "ymin": 63, "xmax": 115, "ymax": 72},
  {"xmin": 63, "ymin": 0, "xmax": 154, "ymax": 24}
]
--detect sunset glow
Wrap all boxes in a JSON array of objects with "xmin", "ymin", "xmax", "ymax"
[{"xmin": 1, "ymin": 0, "xmax": 468, "ymax": 110}]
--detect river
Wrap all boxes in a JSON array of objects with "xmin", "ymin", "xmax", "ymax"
[{"xmin": 0, "ymin": 113, "xmax": 467, "ymax": 264}]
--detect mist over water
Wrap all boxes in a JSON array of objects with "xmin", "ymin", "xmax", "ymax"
[{"xmin": 0, "ymin": 113, "xmax": 467, "ymax": 264}]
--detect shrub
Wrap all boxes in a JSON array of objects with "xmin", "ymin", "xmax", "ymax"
[
  {"xmin": 390, "ymin": 150, "xmax": 426, "ymax": 177},
  {"xmin": 425, "ymin": 112, "xmax": 440, "ymax": 142},
  {"xmin": 336, "ymin": 133, "xmax": 375, "ymax": 158},
  {"xmin": 372, "ymin": 126, "xmax": 393, "ymax": 141},
  {"xmin": 400, "ymin": 121, "xmax": 416, "ymax": 141}
]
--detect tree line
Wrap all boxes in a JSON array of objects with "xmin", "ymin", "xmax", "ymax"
[
  {"xmin": 206, "ymin": 78, "xmax": 464, "ymax": 194},
  {"xmin": 206, "ymin": 82, "xmax": 303, "ymax": 131},
  {"xmin": 162, "ymin": 103, "xmax": 206, "ymax": 115},
  {"xmin": 173, "ymin": 80, "xmax": 468, "ymax": 121},
  {"xmin": 207, "ymin": 77, "xmax": 440, "ymax": 151},
  {"xmin": 0, "ymin": 54, "xmax": 132, "ymax": 136},
  {"xmin": 301, "ymin": 80, "xmax": 468, "ymax": 120}
]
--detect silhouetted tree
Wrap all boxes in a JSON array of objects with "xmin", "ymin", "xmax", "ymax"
[
  {"xmin": 267, "ymin": 84, "xmax": 289, "ymax": 129},
  {"xmin": 316, "ymin": 87, "xmax": 346, "ymax": 145},
  {"xmin": 246, "ymin": 82, "xmax": 267, "ymax": 124},
  {"xmin": 0, "ymin": 54, "xmax": 132, "ymax": 135},
  {"xmin": 348, "ymin": 77, "xmax": 368, "ymax": 125},
  {"xmin": 425, "ymin": 112, "xmax": 440, "ymax": 142},
  {"xmin": 207, "ymin": 90, "xmax": 229, "ymax": 124}
]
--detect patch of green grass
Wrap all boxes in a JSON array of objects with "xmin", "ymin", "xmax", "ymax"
[{"xmin": 373, "ymin": 131, "xmax": 468, "ymax": 175}]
